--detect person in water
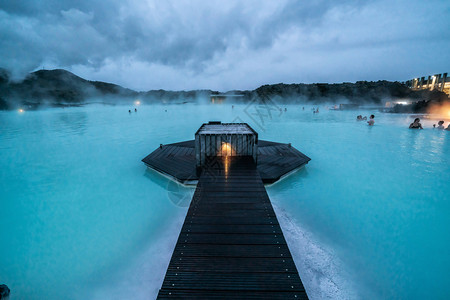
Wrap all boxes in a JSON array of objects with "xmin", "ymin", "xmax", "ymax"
[
  {"xmin": 436, "ymin": 120, "xmax": 445, "ymax": 129},
  {"xmin": 409, "ymin": 118, "xmax": 423, "ymax": 129},
  {"xmin": 446, "ymin": 124, "xmax": 450, "ymax": 131},
  {"xmin": 367, "ymin": 115, "xmax": 375, "ymax": 126},
  {"xmin": 357, "ymin": 115, "xmax": 362, "ymax": 121},
  {"xmin": 135, "ymin": 108, "xmax": 137, "ymax": 112}
]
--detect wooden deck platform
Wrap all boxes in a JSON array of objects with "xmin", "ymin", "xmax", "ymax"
[
  {"xmin": 156, "ymin": 157, "xmax": 308, "ymax": 299},
  {"xmin": 142, "ymin": 140, "xmax": 310, "ymax": 184}
]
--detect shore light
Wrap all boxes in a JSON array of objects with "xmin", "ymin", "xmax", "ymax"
[
  {"xmin": 134, "ymin": 100, "xmax": 141, "ymax": 106},
  {"xmin": 18, "ymin": 108, "xmax": 24, "ymax": 113}
]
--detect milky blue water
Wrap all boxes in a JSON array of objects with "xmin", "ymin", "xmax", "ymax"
[{"xmin": 0, "ymin": 104, "xmax": 449, "ymax": 299}]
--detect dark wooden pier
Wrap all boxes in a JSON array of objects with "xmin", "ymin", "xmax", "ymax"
[
  {"xmin": 156, "ymin": 157, "xmax": 308, "ymax": 299},
  {"xmin": 142, "ymin": 140, "xmax": 310, "ymax": 184},
  {"xmin": 143, "ymin": 122, "xmax": 310, "ymax": 299}
]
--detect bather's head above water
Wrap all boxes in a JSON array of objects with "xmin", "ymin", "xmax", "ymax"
[{"xmin": 409, "ymin": 118, "xmax": 423, "ymax": 129}]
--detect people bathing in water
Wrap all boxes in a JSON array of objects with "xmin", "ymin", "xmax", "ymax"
[
  {"xmin": 409, "ymin": 118, "xmax": 423, "ymax": 129},
  {"xmin": 435, "ymin": 120, "xmax": 445, "ymax": 129},
  {"xmin": 367, "ymin": 115, "xmax": 375, "ymax": 126},
  {"xmin": 446, "ymin": 124, "xmax": 450, "ymax": 131}
]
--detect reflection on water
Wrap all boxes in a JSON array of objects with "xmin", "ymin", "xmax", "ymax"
[
  {"xmin": 57, "ymin": 111, "xmax": 88, "ymax": 135},
  {"xmin": 143, "ymin": 168, "xmax": 194, "ymax": 208},
  {"xmin": 267, "ymin": 166, "xmax": 309, "ymax": 190}
]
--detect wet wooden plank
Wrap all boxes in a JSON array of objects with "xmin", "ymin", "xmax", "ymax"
[
  {"xmin": 157, "ymin": 290, "xmax": 308, "ymax": 299},
  {"xmin": 172, "ymin": 244, "xmax": 292, "ymax": 258},
  {"xmin": 160, "ymin": 272, "xmax": 305, "ymax": 291},
  {"xmin": 156, "ymin": 157, "xmax": 308, "ymax": 299}
]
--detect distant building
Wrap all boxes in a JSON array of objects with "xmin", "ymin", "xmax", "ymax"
[
  {"xmin": 210, "ymin": 95, "xmax": 226, "ymax": 104},
  {"xmin": 384, "ymin": 100, "xmax": 416, "ymax": 108},
  {"xmin": 405, "ymin": 72, "xmax": 449, "ymax": 95},
  {"xmin": 210, "ymin": 93, "xmax": 245, "ymax": 103}
]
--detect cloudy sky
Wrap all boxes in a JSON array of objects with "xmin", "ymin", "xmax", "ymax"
[{"xmin": 1, "ymin": 0, "xmax": 449, "ymax": 91}]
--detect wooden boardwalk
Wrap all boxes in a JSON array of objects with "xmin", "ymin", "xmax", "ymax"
[
  {"xmin": 142, "ymin": 140, "xmax": 310, "ymax": 184},
  {"xmin": 156, "ymin": 157, "xmax": 308, "ymax": 299}
]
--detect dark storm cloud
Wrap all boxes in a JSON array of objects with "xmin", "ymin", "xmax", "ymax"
[{"xmin": 1, "ymin": 0, "xmax": 449, "ymax": 90}]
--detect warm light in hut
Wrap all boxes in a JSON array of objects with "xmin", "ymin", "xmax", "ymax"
[
  {"xmin": 18, "ymin": 108, "xmax": 24, "ymax": 113},
  {"xmin": 221, "ymin": 142, "xmax": 232, "ymax": 156},
  {"xmin": 134, "ymin": 100, "xmax": 141, "ymax": 106}
]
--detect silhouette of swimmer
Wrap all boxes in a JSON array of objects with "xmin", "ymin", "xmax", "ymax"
[
  {"xmin": 135, "ymin": 108, "xmax": 137, "ymax": 112},
  {"xmin": 128, "ymin": 110, "xmax": 131, "ymax": 113},
  {"xmin": 409, "ymin": 118, "xmax": 423, "ymax": 129}
]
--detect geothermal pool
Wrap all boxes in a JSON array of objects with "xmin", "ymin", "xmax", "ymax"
[{"xmin": 0, "ymin": 104, "xmax": 449, "ymax": 299}]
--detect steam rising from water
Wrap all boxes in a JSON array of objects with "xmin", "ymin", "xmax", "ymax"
[{"xmin": 427, "ymin": 101, "xmax": 450, "ymax": 120}]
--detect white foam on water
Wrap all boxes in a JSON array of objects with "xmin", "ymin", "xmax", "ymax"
[{"xmin": 272, "ymin": 202, "xmax": 359, "ymax": 300}]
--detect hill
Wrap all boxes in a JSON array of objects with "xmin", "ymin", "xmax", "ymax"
[
  {"xmin": 0, "ymin": 68, "xmax": 448, "ymax": 110},
  {"xmin": 0, "ymin": 68, "xmax": 138, "ymax": 109}
]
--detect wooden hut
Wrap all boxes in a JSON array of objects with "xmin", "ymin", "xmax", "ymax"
[{"xmin": 195, "ymin": 121, "xmax": 258, "ymax": 167}]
